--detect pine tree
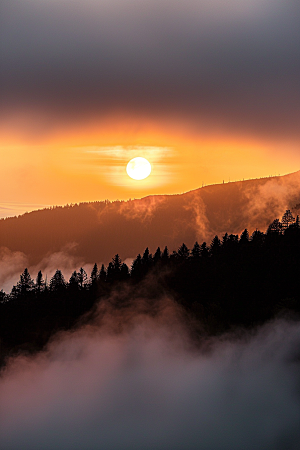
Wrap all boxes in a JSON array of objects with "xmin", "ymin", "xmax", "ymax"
[
  {"xmin": 131, "ymin": 254, "xmax": 142, "ymax": 279},
  {"xmin": 210, "ymin": 236, "xmax": 221, "ymax": 256},
  {"xmin": 161, "ymin": 246, "xmax": 169, "ymax": 263},
  {"xmin": 239, "ymin": 229, "xmax": 249, "ymax": 245},
  {"xmin": 99, "ymin": 264, "xmax": 106, "ymax": 282},
  {"xmin": 90, "ymin": 263, "xmax": 98, "ymax": 283},
  {"xmin": 142, "ymin": 247, "xmax": 151, "ymax": 265},
  {"xmin": 222, "ymin": 233, "xmax": 229, "ymax": 246},
  {"xmin": 267, "ymin": 218, "xmax": 282, "ymax": 234},
  {"xmin": 78, "ymin": 267, "xmax": 88, "ymax": 289},
  {"xmin": 191, "ymin": 241, "xmax": 201, "ymax": 259},
  {"xmin": 35, "ymin": 270, "xmax": 45, "ymax": 293},
  {"xmin": 153, "ymin": 247, "xmax": 162, "ymax": 264},
  {"xmin": 251, "ymin": 229, "xmax": 265, "ymax": 246},
  {"xmin": 200, "ymin": 242, "xmax": 209, "ymax": 258},
  {"xmin": 17, "ymin": 268, "xmax": 34, "ymax": 296},
  {"xmin": 112, "ymin": 254, "xmax": 122, "ymax": 272},
  {"xmin": 49, "ymin": 270, "xmax": 66, "ymax": 292},
  {"xmin": 281, "ymin": 210, "xmax": 295, "ymax": 230},
  {"xmin": 177, "ymin": 243, "xmax": 190, "ymax": 259},
  {"xmin": 69, "ymin": 271, "xmax": 79, "ymax": 289},
  {"xmin": 106, "ymin": 262, "xmax": 115, "ymax": 283},
  {"xmin": 120, "ymin": 263, "xmax": 129, "ymax": 280}
]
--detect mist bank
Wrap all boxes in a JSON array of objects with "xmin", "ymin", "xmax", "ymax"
[
  {"xmin": 1, "ymin": 171, "xmax": 300, "ymax": 269},
  {"xmin": 1, "ymin": 303, "xmax": 300, "ymax": 450}
]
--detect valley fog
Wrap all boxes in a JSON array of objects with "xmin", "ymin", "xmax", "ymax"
[{"xmin": 0, "ymin": 298, "xmax": 300, "ymax": 450}]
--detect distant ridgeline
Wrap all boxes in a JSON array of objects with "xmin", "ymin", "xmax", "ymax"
[
  {"xmin": 1, "ymin": 210, "xmax": 300, "ymax": 364},
  {"xmin": 1, "ymin": 170, "xmax": 300, "ymax": 267}
]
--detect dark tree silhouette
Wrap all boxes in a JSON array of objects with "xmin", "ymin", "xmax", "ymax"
[
  {"xmin": 153, "ymin": 247, "xmax": 162, "ymax": 264},
  {"xmin": 267, "ymin": 218, "xmax": 282, "ymax": 234},
  {"xmin": 2, "ymin": 213, "xmax": 300, "ymax": 366},
  {"xmin": 142, "ymin": 247, "xmax": 151, "ymax": 265},
  {"xmin": 161, "ymin": 246, "xmax": 169, "ymax": 263},
  {"xmin": 69, "ymin": 271, "xmax": 79, "ymax": 290},
  {"xmin": 50, "ymin": 270, "xmax": 66, "ymax": 292},
  {"xmin": 16, "ymin": 268, "xmax": 34, "ymax": 296},
  {"xmin": 200, "ymin": 242, "xmax": 209, "ymax": 258},
  {"xmin": 281, "ymin": 209, "xmax": 295, "ymax": 230},
  {"xmin": 210, "ymin": 236, "xmax": 221, "ymax": 256},
  {"xmin": 177, "ymin": 243, "xmax": 190, "ymax": 259},
  {"xmin": 78, "ymin": 267, "xmax": 88, "ymax": 289},
  {"xmin": 239, "ymin": 229, "xmax": 249, "ymax": 245},
  {"xmin": 106, "ymin": 262, "xmax": 115, "ymax": 283},
  {"xmin": 99, "ymin": 264, "xmax": 106, "ymax": 282},
  {"xmin": 251, "ymin": 229, "xmax": 265, "ymax": 246},
  {"xmin": 120, "ymin": 263, "xmax": 130, "ymax": 280},
  {"xmin": 191, "ymin": 241, "xmax": 201, "ymax": 259},
  {"xmin": 90, "ymin": 263, "xmax": 98, "ymax": 283},
  {"xmin": 131, "ymin": 254, "xmax": 142, "ymax": 279},
  {"xmin": 35, "ymin": 270, "xmax": 45, "ymax": 293}
]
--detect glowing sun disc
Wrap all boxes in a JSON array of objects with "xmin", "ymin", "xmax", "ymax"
[{"xmin": 126, "ymin": 157, "xmax": 152, "ymax": 180}]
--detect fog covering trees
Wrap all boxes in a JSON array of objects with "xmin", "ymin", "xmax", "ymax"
[{"xmin": 1, "ymin": 211, "xmax": 300, "ymax": 365}]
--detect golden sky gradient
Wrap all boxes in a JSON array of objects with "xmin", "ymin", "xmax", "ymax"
[
  {"xmin": 1, "ymin": 0, "xmax": 299, "ymax": 216},
  {"xmin": 1, "ymin": 117, "xmax": 299, "ymax": 209}
]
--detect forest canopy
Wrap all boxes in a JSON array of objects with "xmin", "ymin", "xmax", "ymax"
[{"xmin": 1, "ymin": 210, "xmax": 300, "ymax": 365}]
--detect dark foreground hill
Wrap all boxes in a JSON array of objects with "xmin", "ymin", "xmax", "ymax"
[
  {"xmin": 1, "ymin": 171, "xmax": 300, "ymax": 266},
  {"xmin": 1, "ymin": 217, "xmax": 300, "ymax": 365}
]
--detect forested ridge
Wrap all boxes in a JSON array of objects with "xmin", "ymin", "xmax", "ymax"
[
  {"xmin": 1, "ymin": 210, "xmax": 300, "ymax": 366},
  {"xmin": 1, "ymin": 171, "xmax": 300, "ymax": 266}
]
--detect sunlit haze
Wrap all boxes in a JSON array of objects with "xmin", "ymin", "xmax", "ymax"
[{"xmin": 0, "ymin": 0, "xmax": 300, "ymax": 217}]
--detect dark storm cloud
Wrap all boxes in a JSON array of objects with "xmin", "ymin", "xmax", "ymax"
[{"xmin": 1, "ymin": 0, "xmax": 300, "ymax": 137}]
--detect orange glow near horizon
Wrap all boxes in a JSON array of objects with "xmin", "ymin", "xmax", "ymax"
[{"xmin": 1, "ymin": 114, "xmax": 300, "ymax": 215}]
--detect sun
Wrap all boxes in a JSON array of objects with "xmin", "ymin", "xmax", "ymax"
[{"xmin": 126, "ymin": 157, "xmax": 152, "ymax": 180}]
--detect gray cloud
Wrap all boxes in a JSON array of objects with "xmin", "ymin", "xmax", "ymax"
[
  {"xmin": 1, "ymin": 0, "xmax": 299, "ymax": 138},
  {"xmin": 0, "ymin": 300, "xmax": 300, "ymax": 449}
]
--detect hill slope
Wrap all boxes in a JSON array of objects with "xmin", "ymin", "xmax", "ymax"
[{"xmin": 1, "ymin": 171, "xmax": 300, "ymax": 268}]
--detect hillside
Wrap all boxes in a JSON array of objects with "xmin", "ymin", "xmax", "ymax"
[{"xmin": 1, "ymin": 171, "xmax": 300, "ymax": 268}]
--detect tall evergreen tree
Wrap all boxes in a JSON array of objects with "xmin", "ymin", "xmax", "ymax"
[
  {"xmin": 112, "ymin": 254, "xmax": 122, "ymax": 272},
  {"xmin": 99, "ymin": 264, "xmax": 106, "ymax": 282},
  {"xmin": 153, "ymin": 247, "xmax": 162, "ymax": 264},
  {"xmin": 90, "ymin": 263, "xmax": 98, "ymax": 283},
  {"xmin": 69, "ymin": 271, "xmax": 79, "ymax": 290},
  {"xmin": 239, "ymin": 229, "xmax": 250, "ymax": 245},
  {"xmin": 131, "ymin": 254, "xmax": 142, "ymax": 279},
  {"xmin": 191, "ymin": 241, "xmax": 201, "ymax": 259},
  {"xmin": 78, "ymin": 267, "xmax": 88, "ymax": 289},
  {"xmin": 200, "ymin": 242, "xmax": 209, "ymax": 258},
  {"xmin": 120, "ymin": 263, "xmax": 130, "ymax": 280},
  {"xmin": 177, "ymin": 243, "xmax": 190, "ymax": 259},
  {"xmin": 35, "ymin": 270, "xmax": 45, "ymax": 293},
  {"xmin": 17, "ymin": 268, "xmax": 34, "ymax": 296},
  {"xmin": 281, "ymin": 210, "xmax": 295, "ymax": 230},
  {"xmin": 251, "ymin": 229, "xmax": 265, "ymax": 246},
  {"xmin": 267, "ymin": 218, "xmax": 282, "ymax": 234},
  {"xmin": 161, "ymin": 246, "xmax": 169, "ymax": 263},
  {"xmin": 210, "ymin": 236, "xmax": 221, "ymax": 257},
  {"xmin": 142, "ymin": 247, "xmax": 151, "ymax": 265},
  {"xmin": 106, "ymin": 262, "xmax": 115, "ymax": 283},
  {"xmin": 50, "ymin": 270, "xmax": 66, "ymax": 292}
]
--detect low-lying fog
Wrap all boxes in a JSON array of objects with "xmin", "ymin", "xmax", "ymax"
[{"xmin": 0, "ymin": 298, "xmax": 300, "ymax": 450}]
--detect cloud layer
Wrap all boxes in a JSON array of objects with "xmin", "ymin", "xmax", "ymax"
[
  {"xmin": 1, "ymin": 0, "xmax": 299, "ymax": 139},
  {"xmin": 1, "ymin": 298, "xmax": 300, "ymax": 450}
]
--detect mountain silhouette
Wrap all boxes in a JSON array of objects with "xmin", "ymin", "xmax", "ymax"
[{"xmin": 1, "ymin": 171, "xmax": 300, "ymax": 266}]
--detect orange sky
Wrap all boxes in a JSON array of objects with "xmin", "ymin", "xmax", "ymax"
[
  {"xmin": 1, "ymin": 0, "xmax": 299, "ymax": 217},
  {"xmin": 1, "ymin": 114, "xmax": 300, "ymax": 214}
]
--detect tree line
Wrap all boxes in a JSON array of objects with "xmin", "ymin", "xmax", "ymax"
[{"xmin": 1, "ymin": 210, "xmax": 300, "ymax": 364}]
